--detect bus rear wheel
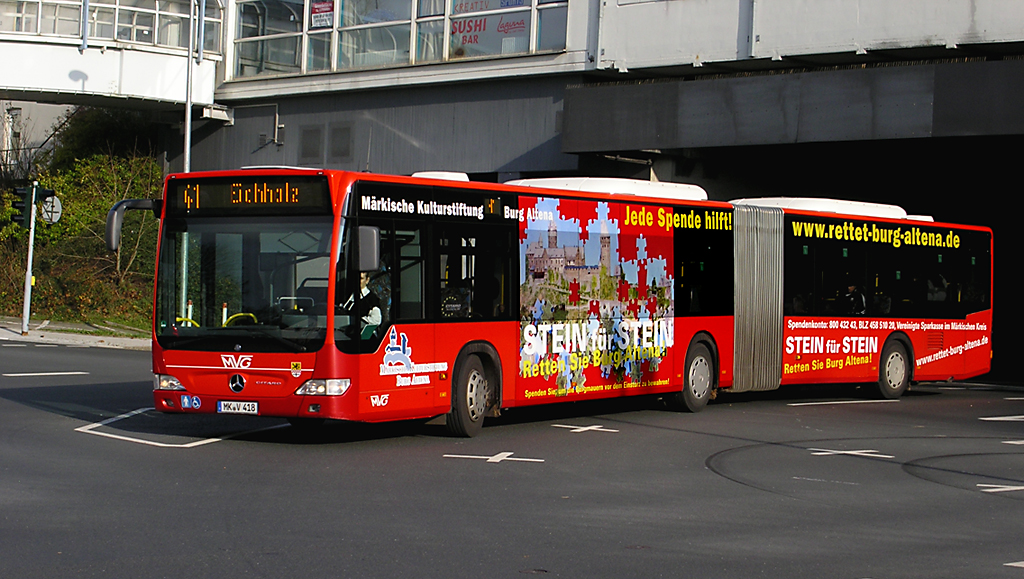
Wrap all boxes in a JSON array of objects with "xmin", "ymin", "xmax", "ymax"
[
  {"xmin": 446, "ymin": 355, "xmax": 490, "ymax": 437},
  {"xmin": 676, "ymin": 343, "xmax": 713, "ymax": 413},
  {"xmin": 876, "ymin": 341, "xmax": 910, "ymax": 399}
]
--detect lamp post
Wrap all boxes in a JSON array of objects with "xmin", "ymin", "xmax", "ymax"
[
  {"xmin": 184, "ymin": 0, "xmax": 195, "ymax": 173},
  {"xmin": 20, "ymin": 182, "xmax": 38, "ymax": 335}
]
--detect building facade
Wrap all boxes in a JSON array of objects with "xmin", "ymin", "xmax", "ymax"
[{"xmin": 2, "ymin": 0, "xmax": 1019, "ymax": 375}]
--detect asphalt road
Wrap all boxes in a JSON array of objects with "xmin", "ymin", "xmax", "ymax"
[{"xmin": 3, "ymin": 341, "xmax": 1024, "ymax": 578}]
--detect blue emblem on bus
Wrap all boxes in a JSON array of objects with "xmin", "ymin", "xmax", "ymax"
[
  {"xmin": 382, "ymin": 326, "xmax": 413, "ymax": 370},
  {"xmin": 181, "ymin": 394, "xmax": 191, "ymax": 409}
]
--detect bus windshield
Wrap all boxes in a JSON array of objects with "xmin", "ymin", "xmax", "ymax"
[{"xmin": 155, "ymin": 216, "xmax": 334, "ymax": 353}]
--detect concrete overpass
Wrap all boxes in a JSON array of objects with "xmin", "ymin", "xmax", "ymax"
[{"xmin": 1, "ymin": 0, "xmax": 221, "ymax": 117}]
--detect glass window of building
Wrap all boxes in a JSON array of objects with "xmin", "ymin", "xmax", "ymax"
[
  {"xmin": 536, "ymin": 2, "xmax": 565, "ymax": 51},
  {"xmin": 3, "ymin": 0, "xmax": 223, "ymax": 53},
  {"xmin": 233, "ymin": 0, "xmax": 567, "ymax": 78},
  {"xmin": 0, "ymin": 1, "xmax": 39, "ymax": 33},
  {"xmin": 236, "ymin": 0, "xmax": 305, "ymax": 77},
  {"xmin": 40, "ymin": 1, "xmax": 81, "ymax": 35},
  {"xmin": 86, "ymin": 0, "xmax": 116, "ymax": 39}
]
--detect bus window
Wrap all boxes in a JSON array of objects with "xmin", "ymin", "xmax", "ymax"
[
  {"xmin": 959, "ymin": 229, "xmax": 992, "ymax": 315},
  {"xmin": 784, "ymin": 239, "xmax": 814, "ymax": 315},
  {"xmin": 336, "ymin": 217, "xmax": 392, "ymax": 351},
  {"xmin": 674, "ymin": 207, "xmax": 733, "ymax": 317},
  {"xmin": 436, "ymin": 222, "xmax": 514, "ymax": 321},
  {"xmin": 438, "ymin": 228, "xmax": 473, "ymax": 318},
  {"xmin": 806, "ymin": 239, "xmax": 868, "ymax": 316},
  {"xmin": 396, "ymin": 224, "xmax": 425, "ymax": 321}
]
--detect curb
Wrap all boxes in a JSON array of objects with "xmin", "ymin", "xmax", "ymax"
[{"xmin": 0, "ymin": 326, "xmax": 151, "ymax": 351}]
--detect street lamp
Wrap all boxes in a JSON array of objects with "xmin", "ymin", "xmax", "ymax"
[{"xmin": 183, "ymin": 0, "xmax": 205, "ymax": 173}]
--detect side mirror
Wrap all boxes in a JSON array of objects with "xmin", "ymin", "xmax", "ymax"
[
  {"xmin": 106, "ymin": 199, "xmax": 161, "ymax": 251},
  {"xmin": 358, "ymin": 225, "xmax": 380, "ymax": 272}
]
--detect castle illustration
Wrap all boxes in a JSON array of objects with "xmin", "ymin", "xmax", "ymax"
[{"xmin": 525, "ymin": 220, "xmax": 618, "ymax": 284}]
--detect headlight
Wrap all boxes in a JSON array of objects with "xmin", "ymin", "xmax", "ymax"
[
  {"xmin": 295, "ymin": 379, "xmax": 351, "ymax": 396},
  {"xmin": 154, "ymin": 374, "xmax": 185, "ymax": 391}
]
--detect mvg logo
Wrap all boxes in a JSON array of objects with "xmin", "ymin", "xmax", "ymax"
[
  {"xmin": 221, "ymin": 354, "xmax": 254, "ymax": 369},
  {"xmin": 370, "ymin": 394, "xmax": 390, "ymax": 407}
]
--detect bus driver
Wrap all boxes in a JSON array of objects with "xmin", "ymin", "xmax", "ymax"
[{"xmin": 341, "ymin": 271, "xmax": 382, "ymax": 329}]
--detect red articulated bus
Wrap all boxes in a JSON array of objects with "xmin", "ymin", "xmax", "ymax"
[{"xmin": 105, "ymin": 169, "xmax": 993, "ymax": 436}]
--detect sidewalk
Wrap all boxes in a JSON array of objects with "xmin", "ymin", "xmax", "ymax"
[{"xmin": 0, "ymin": 316, "xmax": 151, "ymax": 350}]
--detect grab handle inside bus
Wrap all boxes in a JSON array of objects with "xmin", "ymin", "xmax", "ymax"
[
  {"xmin": 106, "ymin": 199, "xmax": 162, "ymax": 251},
  {"xmin": 358, "ymin": 225, "xmax": 380, "ymax": 271}
]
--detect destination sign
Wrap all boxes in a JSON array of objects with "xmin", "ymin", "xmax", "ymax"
[{"xmin": 166, "ymin": 176, "xmax": 332, "ymax": 216}]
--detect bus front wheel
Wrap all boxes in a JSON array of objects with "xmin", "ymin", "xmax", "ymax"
[
  {"xmin": 678, "ymin": 343, "xmax": 714, "ymax": 413},
  {"xmin": 446, "ymin": 355, "xmax": 489, "ymax": 437},
  {"xmin": 876, "ymin": 341, "xmax": 910, "ymax": 399}
]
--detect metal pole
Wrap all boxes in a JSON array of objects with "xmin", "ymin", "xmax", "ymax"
[
  {"xmin": 184, "ymin": 0, "xmax": 195, "ymax": 173},
  {"xmin": 21, "ymin": 182, "xmax": 38, "ymax": 336},
  {"xmin": 180, "ymin": 0, "xmax": 196, "ymax": 318},
  {"xmin": 80, "ymin": 0, "xmax": 89, "ymax": 52},
  {"xmin": 196, "ymin": 0, "xmax": 206, "ymax": 64}
]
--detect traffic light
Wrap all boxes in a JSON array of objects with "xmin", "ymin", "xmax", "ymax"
[
  {"xmin": 11, "ymin": 186, "xmax": 29, "ymax": 228},
  {"xmin": 9, "ymin": 185, "xmax": 54, "ymax": 228}
]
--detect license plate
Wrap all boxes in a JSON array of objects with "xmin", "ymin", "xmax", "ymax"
[{"xmin": 217, "ymin": 401, "xmax": 258, "ymax": 415}]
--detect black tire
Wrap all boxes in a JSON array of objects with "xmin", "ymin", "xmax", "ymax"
[
  {"xmin": 876, "ymin": 341, "xmax": 910, "ymax": 399},
  {"xmin": 446, "ymin": 355, "xmax": 490, "ymax": 437},
  {"xmin": 677, "ymin": 343, "xmax": 714, "ymax": 413}
]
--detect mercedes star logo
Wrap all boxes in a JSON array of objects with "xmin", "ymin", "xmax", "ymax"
[{"xmin": 229, "ymin": 374, "xmax": 245, "ymax": 393}]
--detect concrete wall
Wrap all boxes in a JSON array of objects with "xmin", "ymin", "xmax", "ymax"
[
  {"xmin": 0, "ymin": 40, "xmax": 217, "ymax": 106},
  {"xmin": 187, "ymin": 75, "xmax": 578, "ymax": 175},
  {"xmin": 752, "ymin": 0, "xmax": 1024, "ymax": 59},
  {"xmin": 596, "ymin": 0, "xmax": 1024, "ymax": 71}
]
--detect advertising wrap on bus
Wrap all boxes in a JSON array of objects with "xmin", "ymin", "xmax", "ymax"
[
  {"xmin": 515, "ymin": 196, "xmax": 734, "ymax": 403},
  {"xmin": 781, "ymin": 314, "xmax": 991, "ymax": 384},
  {"xmin": 781, "ymin": 211, "xmax": 992, "ymax": 384}
]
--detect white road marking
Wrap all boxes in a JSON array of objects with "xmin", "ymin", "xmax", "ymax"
[
  {"xmin": 34, "ymin": 344, "xmax": 58, "ymax": 347},
  {"xmin": 2, "ymin": 344, "xmax": 27, "ymax": 347},
  {"xmin": 552, "ymin": 424, "xmax": 619, "ymax": 433},
  {"xmin": 807, "ymin": 448, "xmax": 895, "ymax": 459},
  {"xmin": 443, "ymin": 452, "xmax": 544, "ymax": 463},
  {"xmin": 1005, "ymin": 397, "xmax": 1024, "ymax": 401},
  {"xmin": 1005, "ymin": 561, "xmax": 1024, "ymax": 568},
  {"xmin": 978, "ymin": 484, "xmax": 1024, "ymax": 493},
  {"xmin": 787, "ymin": 400, "xmax": 899, "ymax": 407},
  {"xmin": 1003, "ymin": 441, "xmax": 1024, "ymax": 445},
  {"xmin": 980, "ymin": 415, "xmax": 1024, "ymax": 422},
  {"xmin": 3, "ymin": 371, "xmax": 89, "ymax": 377},
  {"xmin": 75, "ymin": 407, "xmax": 285, "ymax": 448},
  {"xmin": 792, "ymin": 476, "xmax": 860, "ymax": 486}
]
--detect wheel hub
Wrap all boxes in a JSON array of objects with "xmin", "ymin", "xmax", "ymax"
[
  {"xmin": 885, "ymin": 352, "xmax": 906, "ymax": 388},
  {"xmin": 465, "ymin": 369, "xmax": 487, "ymax": 421},
  {"xmin": 689, "ymin": 356, "xmax": 710, "ymax": 399}
]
